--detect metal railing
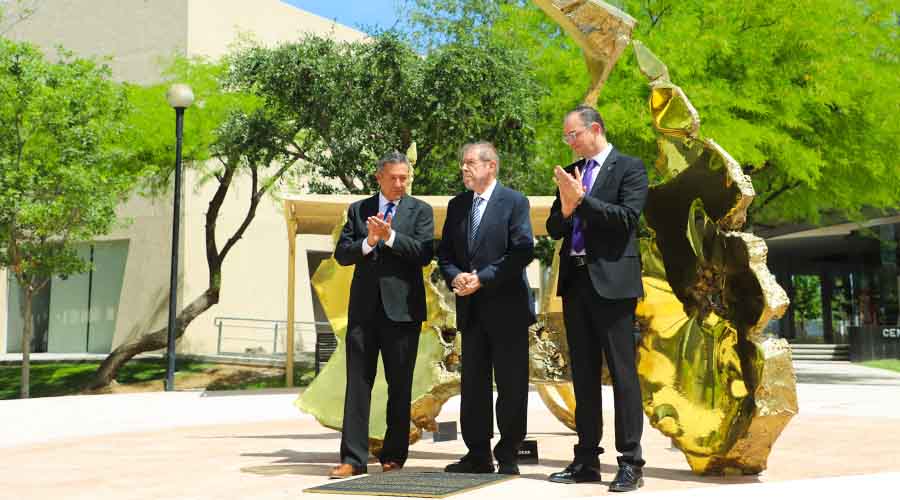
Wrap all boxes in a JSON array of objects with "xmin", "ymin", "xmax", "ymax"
[{"xmin": 213, "ymin": 316, "xmax": 332, "ymax": 358}]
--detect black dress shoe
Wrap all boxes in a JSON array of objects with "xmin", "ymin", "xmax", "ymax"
[
  {"xmin": 444, "ymin": 458, "xmax": 495, "ymax": 473},
  {"xmin": 548, "ymin": 462, "xmax": 602, "ymax": 484},
  {"xmin": 497, "ymin": 462, "xmax": 520, "ymax": 475},
  {"xmin": 608, "ymin": 462, "xmax": 644, "ymax": 492}
]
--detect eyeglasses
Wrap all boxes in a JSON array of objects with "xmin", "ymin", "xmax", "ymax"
[
  {"xmin": 562, "ymin": 128, "xmax": 587, "ymax": 144},
  {"xmin": 461, "ymin": 159, "xmax": 486, "ymax": 168}
]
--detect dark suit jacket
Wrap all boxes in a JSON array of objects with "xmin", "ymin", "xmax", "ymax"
[
  {"xmin": 334, "ymin": 194, "xmax": 434, "ymax": 323},
  {"xmin": 546, "ymin": 147, "xmax": 649, "ymax": 299},
  {"xmin": 438, "ymin": 183, "xmax": 536, "ymax": 330}
]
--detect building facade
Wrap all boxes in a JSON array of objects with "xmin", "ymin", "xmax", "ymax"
[{"xmin": 1, "ymin": 0, "xmax": 369, "ymax": 357}]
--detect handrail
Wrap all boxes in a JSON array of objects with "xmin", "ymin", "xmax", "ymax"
[{"xmin": 214, "ymin": 316, "xmax": 332, "ymax": 357}]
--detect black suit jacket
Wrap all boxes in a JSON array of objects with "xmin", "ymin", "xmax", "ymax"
[
  {"xmin": 546, "ymin": 147, "xmax": 649, "ymax": 299},
  {"xmin": 438, "ymin": 183, "xmax": 536, "ymax": 330},
  {"xmin": 334, "ymin": 194, "xmax": 434, "ymax": 323}
]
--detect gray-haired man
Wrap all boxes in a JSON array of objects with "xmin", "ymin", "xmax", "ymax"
[{"xmin": 329, "ymin": 151, "xmax": 435, "ymax": 479}]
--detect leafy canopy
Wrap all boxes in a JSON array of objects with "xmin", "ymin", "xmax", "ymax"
[
  {"xmin": 405, "ymin": 0, "xmax": 900, "ymax": 223},
  {"xmin": 0, "ymin": 38, "xmax": 142, "ymax": 289}
]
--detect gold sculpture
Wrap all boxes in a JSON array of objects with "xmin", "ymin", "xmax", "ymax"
[
  {"xmin": 525, "ymin": 0, "xmax": 797, "ymax": 475},
  {"xmin": 289, "ymin": 0, "xmax": 797, "ymax": 475},
  {"xmin": 632, "ymin": 41, "xmax": 796, "ymax": 474}
]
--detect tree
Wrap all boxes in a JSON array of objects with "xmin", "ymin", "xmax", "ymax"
[
  {"xmin": 0, "ymin": 39, "xmax": 141, "ymax": 398},
  {"xmin": 227, "ymin": 31, "xmax": 544, "ymax": 196},
  {"xmin": 791, "ymin": 274, "xmax": 822, "ymax": 338},
  {"xmin": 405, "ymin": 0, "xmax": 900, "ymax": 222},
  {"xmin": 89, "ymin": 56, "xmax": 297, "ymax": 388},
  {"xmin": 90, "ymin": 32, "xmax": 546, "ymax": 385}
]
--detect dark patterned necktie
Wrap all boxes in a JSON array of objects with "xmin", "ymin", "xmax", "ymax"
[
  {"xmin": 384, "ymin": 201, "xmax": 395, "ymax": 220},
  {"xmin": 571, "ymin": 159, "xmax": 598, "ymax": 253},
  {"xmin": 469, "ymin": 195, "xmax": 484, "ymax": 249}
]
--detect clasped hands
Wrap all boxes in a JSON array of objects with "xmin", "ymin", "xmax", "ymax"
[
  {"xmin": 553, "ymin": 164, "xmax": 586, "ymax": 218},
  {"xmin": 451, "ymin": 272, "xmax": 482, "ymax": 296},
  {"xmin": 366, "ymin": 213, "xmax": 393, "ymax": 247}
]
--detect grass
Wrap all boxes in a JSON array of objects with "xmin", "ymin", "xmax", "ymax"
[
  {"xmin": 204, "ymin": 364, "xmax": 316, "ymax": 391},
  {"xmin": 0, "ymin": 359, "xmax": 315, "ymax": 400},
  {"xmin": 861, "ymin": 359, "xmax": 900, "ymax": 373}
]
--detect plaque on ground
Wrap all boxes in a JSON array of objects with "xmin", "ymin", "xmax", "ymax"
[
  {"xmin": 517, "ymin": 439, "xmax": 539, "ymax": 464},
  {"xmin": 303, "ymin": 472, "xmax": 513, "ymax": 498},
  {"xmin": 433, "ymin": 421, "xmax": 458, "ymax": 442}
]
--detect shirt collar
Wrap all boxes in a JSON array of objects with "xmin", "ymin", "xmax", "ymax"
[
  {"xmin": 379, "ymin": 192, "xmax": 401, "ymax": 209},
  {"xmin": 474, "ymin": 179, "xmax": 498, "ymax": 202},
  {"xmin": 590, "ymin": 143, "xmax": 614, "ymax": 168}
]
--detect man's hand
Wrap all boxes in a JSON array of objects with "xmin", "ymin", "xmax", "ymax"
[
  {"xmin": 367, "ymin": 213, "xmax": 393, "ymax": 245},
  {"xmin": 452, "ymin": 272, "xmax": 482, "ymax": 296},
  {"xmin": 366, "ymin": 215, "xmax": 383, "ymax": 247},
  {"xmin": 553, "ymin": 165, "xmax": 585, "ymax": 218},
  {"xmin": 451, "ymin": 273, "xmax": 470, "ymax": 291}
]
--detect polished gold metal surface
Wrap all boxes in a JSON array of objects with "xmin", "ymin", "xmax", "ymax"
[
  {"xmin": 532, "ymin": 0, "xmax": 636, "ymax": 105},
  {"xmin": 634, "ymin": 42, "xmax": 796, "ymax": 474}
]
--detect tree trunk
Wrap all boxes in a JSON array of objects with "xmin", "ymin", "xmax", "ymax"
[
  {"xmin": 87, "ymin": 287, "xmax": 219, "ymax": 389},
  {"xmin": 19, "ymin": 287, "xmax": 33, "ymax": 399}
]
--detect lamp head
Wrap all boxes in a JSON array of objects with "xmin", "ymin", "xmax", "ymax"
[{"xmin": 166, "ymin": 83, "xmax": 194, "ymax": 109}]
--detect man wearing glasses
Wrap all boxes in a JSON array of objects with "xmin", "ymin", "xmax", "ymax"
[
  {"xmin": 546, "ymin": 106, "xmax": 649, "ymax": 492},
  {"xmin": 438, "ymin": 141, "xmax": 535, "ymax": 476}
]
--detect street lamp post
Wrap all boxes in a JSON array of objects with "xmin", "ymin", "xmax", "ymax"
[{"xmin": 164, "ymin": 84, "xmax": 194, "ymax": 392}]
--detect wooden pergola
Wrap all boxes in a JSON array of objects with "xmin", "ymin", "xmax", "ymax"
[{"xmin": 282, "ymin": 194, "xmax": 557, "ymax": 386}]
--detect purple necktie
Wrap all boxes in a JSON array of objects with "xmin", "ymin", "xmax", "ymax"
[{"xmin": 570, "ymin": 159, "xmax": 597, "ymax": 253}]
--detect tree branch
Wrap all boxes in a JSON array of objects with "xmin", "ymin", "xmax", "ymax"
[
  {"xmin": 203, "ymin": 155, "xmax": 238, "ymax": 278},
  {"xmin": 753, "ymin": 179, "xmax": 803, "ymax": 214},
  {"xmin": 219, "ymin": 151, "xmax": 305, "ymax": 261},
  {"xmin": 739, "ymin": 19, "xmax": 778, "ymax": 33}
]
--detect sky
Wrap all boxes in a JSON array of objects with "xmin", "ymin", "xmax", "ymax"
[{"xmin": 283, "ymin": 0, "xmax": 404, "ymax": 33}]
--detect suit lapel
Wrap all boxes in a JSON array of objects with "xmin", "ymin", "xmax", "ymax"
[
  {"xmin": 459, "ymin": 191, "xmax": 474, "ymax": 260},
  {"xmin": 362, "ymin": 194, "xmax": 380, "ymax": 220},
  {"xmin": 470, "ymin": 183, "xmax": 504, "ymax": 256},
  {"xmin": 392, "ymin": 195, "xmax": 415, "ymax": 234},
  {"xmin": 589, "ymin": 147, "xmax": 618, "ymax": 196}
]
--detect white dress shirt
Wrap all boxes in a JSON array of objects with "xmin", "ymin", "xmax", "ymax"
[
  {"xmin": 472, "ymin": 178, "xmax": 498, "ymax": 222},
  {"xmin": 361, "ymin": 192, "xmax": 399, "ymax": 255},
  {"xmin": 570, "ymin": 143, "xmax": 613, "ymax": 256}
]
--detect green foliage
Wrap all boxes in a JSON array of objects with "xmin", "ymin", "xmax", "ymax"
[
  {"xmin": 406, "ymin": 0, "xmax": 900, "ymax": 222},
  {"xmin": 122, "ymin": 56, "xmax": 263, "ymax": 195},
  {"xmin": 225, "ymin": 31, "xmax": 544, "ymax": 195},
  {"xmin": 0, "ymin": 359, "xmax": 274, "ymax": 399},
  {"xmin": 792, "ymin": 274, "xmax": 822, "ymax": 321},
  {"xmin": 0, "ymin": 38, "xmax": 141, "ymax": 297}
]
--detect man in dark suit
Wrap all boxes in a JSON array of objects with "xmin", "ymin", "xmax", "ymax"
[
  {"xmin": 546, "ymin": 106, "xmax": 649, "ymax": 492},
  {"xmin": 438, "ymin": 141, "xmax": 535, "ymax": 476},
  {"xmin": 329, "ymin": 151, "xmax": 434, "ymax": 479}
]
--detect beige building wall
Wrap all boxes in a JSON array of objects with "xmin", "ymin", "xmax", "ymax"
[
  {"xmin": 186, "ymin": 0, "xmax": 366, "ymax": 59},
  {"xmin": 6, "ymin": 0, "xmax": 189, "ymax": 84},
  {"xmin": 93, "ymin": 193, "xmax": 179, "ymax": 355},
  {"xmin": 5, "ymin": 0, "xmax": 367, "ymax": 83},
  {"xmin": 178, "ymin": 170, "xmax": 335, "ymax": 356},
  {"xmin": 1, "ymin": 0, "xmax": 367, "ymax": 355}
]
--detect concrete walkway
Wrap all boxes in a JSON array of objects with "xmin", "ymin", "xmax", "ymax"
[
  {"xmin": 793, "ymin": 360, "xmax": 900, "ymax": 385},
  {"xmin": 1, "ymin": 372, "xmax": 899, "ymax": 499}
]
